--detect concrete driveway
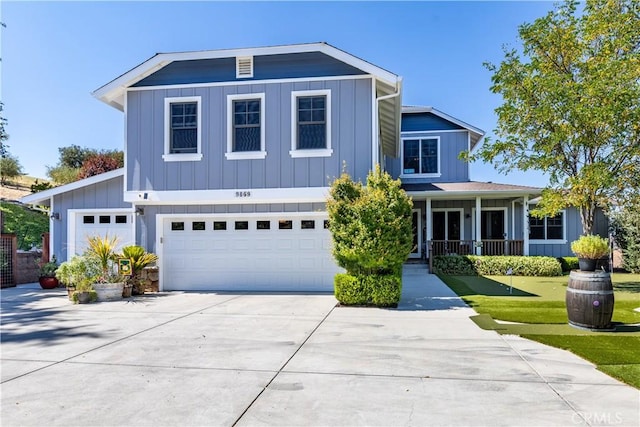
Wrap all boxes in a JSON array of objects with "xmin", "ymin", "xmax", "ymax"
[{"xmin": 1, "ymin": 265, "xmax": 639, "ymax": 426}]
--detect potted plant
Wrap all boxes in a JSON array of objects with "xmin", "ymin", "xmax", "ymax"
[
  {"xmin": 37, "ymin": 255, "xmax": 59, "ymax": 289},
  {"xmin": 85, "ymin": 235, "xmax": 124, "ymax": 301},
  {"xmin": 121, "ymin": 245, "xmax": 159, "ymax": 295},
  {"xmin": 570, "ymin": 234, "xmax": 610, "ymax": 272},
  {"xmin": 71, "ymin": 281, "xmax": 98, "ymax": 304},
  {"xmin": 56, "ymin": 255, "xmax": 100, "ymax": 300}
]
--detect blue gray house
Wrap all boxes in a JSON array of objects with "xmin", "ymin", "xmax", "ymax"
[{"xmin": 20, "ymin": 42, "xmax": 607, "ymax": 292}]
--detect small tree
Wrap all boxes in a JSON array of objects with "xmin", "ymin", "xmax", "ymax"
[
  {"xmin": 610, "ymin": 195, "xmax": 640, "ymax": 273},
  {"xmin": 0, "ymin": 153, "xmax": 24, "ymax": 185},
  {"xmin": 327, "ymin": 166, "xmax": 413, "ymax": 306}
]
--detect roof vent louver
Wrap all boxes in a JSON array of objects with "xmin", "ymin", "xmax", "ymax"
[{"xmin": 236, "ymin": 56, "xmax": 254, "ymax": 79}]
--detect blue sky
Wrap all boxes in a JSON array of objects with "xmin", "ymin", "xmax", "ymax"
[{"xmin": 1, "ymin": 1, "xmax": 554, "ymax": 186}]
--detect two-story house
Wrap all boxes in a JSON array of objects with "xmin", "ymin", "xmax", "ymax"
[{"xmin": 21, "ymin": 42, "xmax": 608, "ymax": 292}]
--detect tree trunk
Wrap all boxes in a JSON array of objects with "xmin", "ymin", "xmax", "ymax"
[{"xmin": 580, "ymin": 203, "xmax": 595, "ymax": 235}]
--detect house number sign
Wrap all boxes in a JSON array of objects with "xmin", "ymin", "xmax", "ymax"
[{"xmin": 235, "ymin": 191, "xmax": 251, "ymax": 198}]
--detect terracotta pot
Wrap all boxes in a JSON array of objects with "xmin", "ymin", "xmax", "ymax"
[
  {"xmin": 122, "ymin": 285, "xmax": 132, "ymax": 298},
  {"xmin": 39, "ymin": 277, "xmax": 59, "ymax": 289}
]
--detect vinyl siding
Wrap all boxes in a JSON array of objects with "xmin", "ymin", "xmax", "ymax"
[
  {"xmin": 51, "ymin": 175, "xmax": 130, "ymax": 262},
  {"xmin": 126, "ymin": 78, "xmax": 373, "ymax": 192}
]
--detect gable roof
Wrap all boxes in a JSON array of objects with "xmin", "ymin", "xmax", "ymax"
[
  {"xmin": 93, "ymin": 42, "xmax": 400, "ymax": 111},
  {"xmin": 402, "ymin": 106, "xmax": 485, "ymax": 149},
  {"xmin": 19, "ymin": 169, "xmax": 125, "ymax": 206}
]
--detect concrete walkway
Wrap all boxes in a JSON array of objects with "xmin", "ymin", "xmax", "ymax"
[{"xmin": 1, "ymin": 266, "xmax": 638, "ymax": 426}]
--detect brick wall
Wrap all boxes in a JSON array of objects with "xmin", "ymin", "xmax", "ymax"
[{"xmin": 16, "ymin": 251, "xmax": 41, "ymax": 284}]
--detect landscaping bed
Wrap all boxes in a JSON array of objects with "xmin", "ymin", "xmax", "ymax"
[{"xmin": 438, "ymin": 272, "xmax": 640, "ymax": 389}]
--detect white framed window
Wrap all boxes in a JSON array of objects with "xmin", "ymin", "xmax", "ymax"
[
  {"xmin": 401, "ymin": 137, "xmax": 440, "ymax": 177},
  {"xmin": 226, "ymin": 93, "xmax": 266, "ymax": 160},
  {"xmin": 290, "ymin": 89, "xmax": 332, "ymax": 158},
  {"xmin": 163, "ymin": 96, "xmax": 202, "ymax": 162},
  {"xmin": 529, "ymin": 211, "xmax": 566, "ymax": 243}
]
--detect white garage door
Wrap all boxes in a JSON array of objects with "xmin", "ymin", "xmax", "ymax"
[
  {"xmin": 71, "ymin": 210, "xmax": 135, "ymax": 256},
  {"xmin": 160, "ymin": 213, "xmax": 341, "ymax": 292}
]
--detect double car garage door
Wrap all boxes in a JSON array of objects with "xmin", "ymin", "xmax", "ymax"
[{"xmin": 160, "ymin": 213, "xmax": 340, "ymax": 292}]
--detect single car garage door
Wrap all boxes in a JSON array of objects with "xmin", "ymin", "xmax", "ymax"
[
  {"xmin": 160, "ymin": 212, "xmax": 341, "ymax": 292},
  {"xmin": 70, "ymin": 210, "xmax": 135, "ymax": 256}
]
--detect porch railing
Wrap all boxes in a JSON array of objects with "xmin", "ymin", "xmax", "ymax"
[{"xmin": 428, "ymin": 240, "xmax": 524, "ymax": 257}]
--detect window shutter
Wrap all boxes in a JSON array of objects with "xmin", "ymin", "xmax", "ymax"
[{"xmin": 236, "ymin": 56, "xmax": 253, "ymax": 78}]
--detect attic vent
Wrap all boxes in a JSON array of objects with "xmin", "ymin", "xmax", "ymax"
[{"xmin": 236, "ymin": 56, "xmax": 254, "ymax": 78}]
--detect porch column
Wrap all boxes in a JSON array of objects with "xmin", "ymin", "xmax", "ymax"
[
  {"xmin": 523, "ymin": 195, "xmax": 530, "ymax": 255},
  {"xmin": 426, "ymin": 198, "xmax": 432, "ymax": 243},
  {"xmin": 475, "ymin": 196, "xmax": 482, "ymax": 255}
]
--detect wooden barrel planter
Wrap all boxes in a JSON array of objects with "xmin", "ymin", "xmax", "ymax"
[{"xmin": 566, "ymin": 270, "xmax": 615, "ymax": 331}]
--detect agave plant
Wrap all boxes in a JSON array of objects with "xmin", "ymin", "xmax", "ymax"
[
  {"xmin": 121, "ymin": 245, "xmax": 159, "ymax": 273},
  {"xmin": 85, "ymin": 235, "xmax": 121, "ymax": 283},
  {"xmin": 121, "ymin": 245, "xmax": 158, "ymax": 294}
]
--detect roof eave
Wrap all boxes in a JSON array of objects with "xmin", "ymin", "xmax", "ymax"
[
  {"xmin": 93, "ymin": 42, "xmax": 400, "ymax": 110},
  {"xmin": 20, "ymin": 169, "xmax": 125, "ymax": 205}
]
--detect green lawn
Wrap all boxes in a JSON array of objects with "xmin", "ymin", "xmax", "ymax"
[{"xmin": 438, "ymin": 273, "xmax": 640, "ymax": 389}]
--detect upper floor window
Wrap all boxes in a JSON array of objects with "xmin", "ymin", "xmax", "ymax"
[
  {"xmin": 290, "ymin": 89, "xmax": 332, "ymax": 158},
  {"xmin": 402, "ymin": 137, "xmax": 440, "ymax": 176},
  {"xmin": 226, "ymin": 93, "xmax": 266, "ymax": 160},
  {"xmin": 163, "ymin": 96, "xmax": 202, "ymax": 162},
  {"xmin": 529, "ymin": 212, "xmax": 565, "ymax": 242}
]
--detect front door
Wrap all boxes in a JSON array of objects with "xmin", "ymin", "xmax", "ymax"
[{"xmin": 481, "ymin": 210, "xmax": 506, "ymax": 255}]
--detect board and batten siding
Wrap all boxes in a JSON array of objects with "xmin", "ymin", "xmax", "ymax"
[
  {"xmin": 386, "ymin": 130, "xmax": 470, "ymax": 183},
  {"xmin": 51, "ymin": 175, "xmax": 130, "ymax": 262},
  {"xmin": 126, "ymin": 78, "xmax": 373, "ymax": 192},
  {"xmin": 132, "ymin": 52, "xmax": 367, "ymax": 87},
  {"xmin": 137, "ymin": 202, "xmax": 327, "ymax": 254},
  {"xmin": 529, "ymin": 207, "xmax": 609, "ymax": 258}
]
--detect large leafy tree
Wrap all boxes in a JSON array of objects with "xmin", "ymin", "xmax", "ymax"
[
  {"xmin": 46, "ymin": 145, "xmax": 123, "ymax": 185},
  {"xmin": 471, "ymin": 0, "xmax": 640, "ymax": 234}
]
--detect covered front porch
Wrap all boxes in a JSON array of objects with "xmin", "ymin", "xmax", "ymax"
[{"xmin": 403, "ymin": 181, "xmax": 542, "ymax": 262}]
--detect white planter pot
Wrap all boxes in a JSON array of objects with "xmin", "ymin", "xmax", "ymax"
[{"xmin": 93, "ymin": 282, "xmax": 124, "ymax": 301}]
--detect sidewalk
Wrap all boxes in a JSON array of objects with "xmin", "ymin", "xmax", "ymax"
[{"xmin": 1, "ymin": 269, "xmax": 639, "ymax": 426}]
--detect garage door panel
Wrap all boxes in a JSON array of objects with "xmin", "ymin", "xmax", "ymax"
[
  {"xmin": 162, "ymin": 215, "xmax": 341, "ymax": 291},
  {"xmin": 73, "ymin": 212, "xmax": 134, "ymax": 256}
]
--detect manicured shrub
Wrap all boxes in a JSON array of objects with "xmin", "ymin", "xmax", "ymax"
[
  {"xmin": 432, "ymin": 255, "xmax": 562, "ymax": 277},
  {"xmin": 327, "ymin": 165, "xmax": 413, "ymax": 276},
  {"xmin": 432, "ymin": 255, "xmax": 477, "ymax": 275},
  {"xmin": 469, "ymin": 256, "xmax": 562, "ymax": 276},
  {"xmin": 328, "ymin": 165, "xmax": 412, "ymax": 307},
  {"xmin": 334, "ymin": 273, "xmax": 369, "ymax": 305},
  {"xmin": 368, "ymin": 274, "xmax": 402, "ymax": 307},
  {"xmin": 558, "ymin": 256, "xmax": 579, "ymax": 272},
  {"xmin": 334, "ymin": 273, "xmax": 402, "ymax": 307}
]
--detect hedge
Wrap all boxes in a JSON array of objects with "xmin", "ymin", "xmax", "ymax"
[
  {"xmin": 334, "ymin": 273, "xmax": 402, "ymax": 307},
  {"xmin": 558, "ymin": 256, "xmax": 579, "ymax": 272},
  {"xmin": 432, "ymin": 255, "xmax": 563, "ymax": 277}
]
